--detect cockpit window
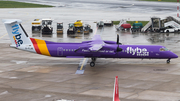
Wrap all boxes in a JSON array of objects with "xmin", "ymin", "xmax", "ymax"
[{"xmin": 160, "ymin": 48, "xmax": 169, "ymax": 51}]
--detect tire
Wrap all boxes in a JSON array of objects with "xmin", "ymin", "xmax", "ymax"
[
  {"xmin": 167, "ymin": 59, "xmax": 170, "ymax": 63},
  {"xmin": 90, "ymin": 62, "xmax": 95, "ymax": 67},
  {"xmin": 67, "ymin": 29, "xmax": 69, "ymax": 34},
  {"xmin": 32, "ymin": 26, "xmax": 34, "ymax": 31},
  {"xmin": 166, "ymin": 30, "xmax": 169, "ymax": 33},
  {"xmin": 90, "ymin": 29, "xmax": 93, "ymax": 32}
]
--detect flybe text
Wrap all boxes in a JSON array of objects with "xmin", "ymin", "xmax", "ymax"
[
  {"xmin": 12, "ymin": 24, "xmax": 23, "ymax": 47},
  {"xmin": 127, "ymin": 47, "xmax": 149, "ymax": 56}
]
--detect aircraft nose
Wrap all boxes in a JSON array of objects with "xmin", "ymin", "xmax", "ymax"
[{"xmin": 171, "ymin": 52, "xmax": 178, "ymax": 58}]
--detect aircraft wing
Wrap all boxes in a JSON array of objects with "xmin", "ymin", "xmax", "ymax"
[
  {"xmin": 92, "ymin": 34, "xmax": 102, "ymax": 41},
  {"xmin": 89, "ymin": 35, "xmax": 105, "ymax": 52}
]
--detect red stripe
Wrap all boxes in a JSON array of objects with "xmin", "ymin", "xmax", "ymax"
[{"xmin": 30, "ymin": 38, "xmax": 41, "ymax": 54}]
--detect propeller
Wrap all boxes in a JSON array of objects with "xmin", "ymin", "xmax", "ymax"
[
  {"xmin": 117, "ymin": 34, "xmax": 119, "ymax": 44},
  {"xmin": 116, "ymin": 34, "xmax": 123, "ymax": 52}
]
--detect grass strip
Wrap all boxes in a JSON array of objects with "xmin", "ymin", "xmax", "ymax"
[
  {"xmin": 0, "ymin": 1, "xmax": 53, "ymax": 8},
  {"xmin": 139, "ymin": 0, "xmax": 177, "ymax": 2},
  {"xmin": 113, "ymin": 21, "xmax": 149, "ymax": 26}
]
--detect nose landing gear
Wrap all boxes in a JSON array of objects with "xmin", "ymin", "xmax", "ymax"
[
  {"xmin": 90, "ymin": 58, "xmax": 96, "ymax": 67},
  {"xmin": 167, "ymin": 58, "xmax": 171, "ymax": 63}
]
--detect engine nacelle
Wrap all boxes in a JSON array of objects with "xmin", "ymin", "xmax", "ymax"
[{"xmin": 104, "ymin": 41, "xmax": 117, "ymax": 44}]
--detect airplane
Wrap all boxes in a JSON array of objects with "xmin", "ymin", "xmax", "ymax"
[
  {"xmin": 113, "ymin": 76, "xmax": 120, "ymax": 101},
  {"xmin": 2, "ymin": 19, "xmax": 178, "ymax": 68}
]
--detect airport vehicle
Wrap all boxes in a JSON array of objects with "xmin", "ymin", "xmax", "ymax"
[
  {"xmin": 3, "ymin": 19, "xmax": 178, "ymax": 68},
  {"xmin": 164, "ymin": 26, "xmax": 180, "ymax": 33},
  {"xmin": 32, "ymin": 19, "xmax": 41, "ymax": 32},
  {"xmin": 101, "ymin": 20, "xmax": 113, "ymax": 26},
  {"xmin": 164, "ymin": 21, "xmax": 180, "ymax": 33},
  {"xmin": 131, "ymin": 22, "xmax": 143, "ymax": 32},
  {"xmin": 141, "ymin": 16, "xmax": 180, "ymax": 33},
  {"xmin": 97, "ymin": 21, "xmax": 104, "ymax": 27},
  {"xmin": 67, "ymin": 23, "xmax": 75, "ymax": 34},
  {"xmin": 74, "ymin": 20, "xmax": 83, "ymax": 33},
  {"xmin": 116, "ymin": 19, "xmax": 131, "ymax": 31},
  {"xmin": 83, "ymin": 24, "xmax": 93, "ymax": 34},
  {"xmin": 120, "ymin": 23, "xmax": 131, "ymax": 31},
  {"xmin": 41, "ymin": 19, "xmax": 53, "ymax": 34},
  {"xmin": 57, "ymin": 23, "xmax": 63, "ymax": 34}
]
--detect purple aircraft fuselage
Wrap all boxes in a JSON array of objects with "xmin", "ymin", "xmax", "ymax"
[{"xmin": 45, "ymin": 40, "xmax": 178, "ymax": 59}]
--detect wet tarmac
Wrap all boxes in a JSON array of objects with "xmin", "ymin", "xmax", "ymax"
[
  {"xmin": 11, "ymin": 0, "xmax": 178, "ymax": 14},
  {"xmin": 1, "ymin": 1, "xmax": 180, "ymax": 101}
]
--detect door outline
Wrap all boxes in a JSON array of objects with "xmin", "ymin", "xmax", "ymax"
[{"xmin": 57, "ymin": 47, "xmax": 63, "ymax": 56}]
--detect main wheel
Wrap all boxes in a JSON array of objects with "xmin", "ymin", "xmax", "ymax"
[
  {"xmin": 90, "ymin": 62, "xmax": 95, "ymax": 67},
  {"xmin": 67, "ymin": 29, "xmax": 69, "ymax": 34}
]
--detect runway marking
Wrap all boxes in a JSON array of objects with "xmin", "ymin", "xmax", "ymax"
[
  {"xmin": 80, "ymin": 58, "xmax": 87, "ymax": 70},
  {"xmin": 0, "ymin": 33, "xmax": 8, "ymax": 39}
]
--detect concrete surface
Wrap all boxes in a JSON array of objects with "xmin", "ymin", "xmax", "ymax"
[
  {"xmin": 0, "ymin": 42, "xmax": 180, "ymax": 101},
  {"xmin": 0, "ymin": 3, "xmax": 180, "ymax": 101}
]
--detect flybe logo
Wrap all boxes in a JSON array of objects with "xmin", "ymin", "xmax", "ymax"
[
  {"xmin": 12, "ymin": 24, "xmax": 23, "ymax": 47},
  {"xmin": 126, "ymin": 47, "xmax": 149, "ymax": 56}
]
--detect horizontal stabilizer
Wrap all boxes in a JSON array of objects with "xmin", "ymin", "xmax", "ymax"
[{"xmin": 2, "ymin": 19, "xmax": 22, "ymax": 24}]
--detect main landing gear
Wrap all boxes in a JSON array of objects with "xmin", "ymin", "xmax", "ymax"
[
  {"xmin": 167, "ymin": 58, "xmax": 171, "ymax": 64},
  {"xmin": 90, "ymin": 58, "xmax": 96, "ymax": 67}
]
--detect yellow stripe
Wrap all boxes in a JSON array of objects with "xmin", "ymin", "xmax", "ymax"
[
  {"xmin": 80, "ymin": 58, "xmax": 87, "ymax": 70},
  {"xmin": 34, "ymin": 39, "xmax": 50, "ymax": 56},
  {"xmin": 0, "ymin": 33, "xmax": 8, "ymax": 39}
]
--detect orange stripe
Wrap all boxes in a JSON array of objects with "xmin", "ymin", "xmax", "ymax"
[{"xmin": 34, "ymin": 39, "xmax": 50, "ymax": 56}]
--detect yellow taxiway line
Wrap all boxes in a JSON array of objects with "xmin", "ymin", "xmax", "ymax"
[
  {"xmin": 0, "ymin": 33, "xmax": 8, "ymax": 39},
  {"xmin": 80, "ymin": 58, "xmax": 87, "ymax": 70}
]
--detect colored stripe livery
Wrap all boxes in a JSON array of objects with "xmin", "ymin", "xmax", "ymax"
[{"xmin": 30, "ymin": 38, "xmax": 51, "ymax": 56}]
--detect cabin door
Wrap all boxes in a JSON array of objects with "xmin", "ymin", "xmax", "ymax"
[{"xmin": 57, "ymin": 47, "xmax": 63, "ymax": 56}]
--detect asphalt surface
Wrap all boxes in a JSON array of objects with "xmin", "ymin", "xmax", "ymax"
[{"xmin": 1, "ymin": 1, "xmax": 180, "ymax": 101}]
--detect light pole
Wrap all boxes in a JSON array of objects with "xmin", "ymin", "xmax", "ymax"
[{"xmin": 177, "ymin": 0, "xmax": 179, "ymax": 17}]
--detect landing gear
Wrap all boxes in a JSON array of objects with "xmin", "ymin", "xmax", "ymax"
[
  {"xmin": 90, "ymin": 58, "xmax": 97, "ymax": 67},
  {"xmin": 167, "ymin": 59, "xmax": 171, "ymax": 63},
  {"xmin": 90, "ymin": 61, "xmax": 95, "ymax": 67},
  {"xmin": 91, "ymin": 58, "xmax": 96, "ymax": 61}
]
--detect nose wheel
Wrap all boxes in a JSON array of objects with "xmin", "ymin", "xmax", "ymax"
[
  {"xmin": 90, "ymin": 61, "xmax": 95, "ymax": 67},
  {"xmin": 167, "ymin": 59, "xmax": 171, "ymax": 63},
  {"xmin": 90, "ymin": 58, "xmax": 97, "ymax": 67}
]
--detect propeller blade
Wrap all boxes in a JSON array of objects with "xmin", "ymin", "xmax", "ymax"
[{"xmin": 117, "ymin": 34, "xmax": 119, "ymax": 44}]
